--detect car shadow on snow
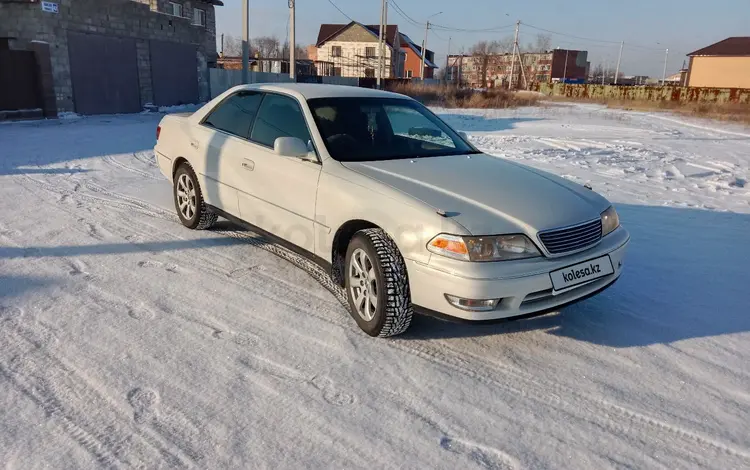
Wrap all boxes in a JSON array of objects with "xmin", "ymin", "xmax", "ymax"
[
  {"xmin": 435, "ymin": 114, "xmax": 545, "ymax": 133},
  {"xmin": 404, "ymin": 204, "xmax": 750, "ymax": 348}
]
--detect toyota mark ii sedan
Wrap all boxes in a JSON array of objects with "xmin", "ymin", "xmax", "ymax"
[{"xmin": 154, "ymin": 84, "xmax": 629, "ymax": 337}]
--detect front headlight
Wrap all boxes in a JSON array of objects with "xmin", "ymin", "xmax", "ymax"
[
  {"xmin": 428, "ymin": 233, "xmax": 541, "ymax": 262},
  {"xmin": 601, "ymin": 206, "xmax": 620, "ymax": 236}
]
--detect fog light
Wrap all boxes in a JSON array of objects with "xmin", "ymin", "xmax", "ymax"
[{"xmin": 444, "ymin": 294, "xmax": 500, "ymax": 312}]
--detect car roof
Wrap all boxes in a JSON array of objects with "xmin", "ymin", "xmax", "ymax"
[{"xmin": 230, "ymin": 83, "xmax": 412, "ymax": 101}]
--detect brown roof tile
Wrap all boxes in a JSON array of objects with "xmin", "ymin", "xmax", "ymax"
[
  {"xmin": 688, "ymin": 37, "xmax": 750, "ymax": 56},
  {"xmin": 316, "ymin": 23, "xmax": 399, "ymax": 48}
]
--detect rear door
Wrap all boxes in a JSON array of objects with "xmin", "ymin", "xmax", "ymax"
[
  {"xmin": 194, "ymin": 90, "xmax": 264, "ymax": 216},
  {"xmin": 237, "ymin": 93, "xmax": 321, "ymax": 254}
]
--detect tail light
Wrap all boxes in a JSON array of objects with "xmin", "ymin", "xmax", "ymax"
[{"xmin": 156, "ymin": 125, "xmax": 161, "ymax": 141}]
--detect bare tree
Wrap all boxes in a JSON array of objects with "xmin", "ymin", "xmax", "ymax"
[
  {"xmin": 526, "ymin": 34, "xmax": 552, "ymax": 53},
  {"xmin": 222, "ymin": 34, "xmax": 243, "ymax": 57},
  {"xmin": 281, "ymin": 41, "xmax": 309, "ymax": 60},
  {"xmin": 254, "ymin": 36, "xmax": 281, "ymax": 58},
  {"xmin": 470, "ymin": 40, "xmax": 502, "ymax": 88}
]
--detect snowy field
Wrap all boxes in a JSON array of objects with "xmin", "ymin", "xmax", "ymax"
[{"xmin": 1, "ymin": 104, "xmax": 749, "ymax": 469}]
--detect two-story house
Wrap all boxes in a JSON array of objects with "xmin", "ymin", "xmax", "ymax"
[
  {"xmin": 0, "ymin": 0, "xmax": 221, "ymax": 115},
  {"xmin": 399, "ymin": 33, "xmax": 437, "ymax": 79},
  {"xmin": 316, "ymin": 22, "xmax": 403, "ymax": 78}
]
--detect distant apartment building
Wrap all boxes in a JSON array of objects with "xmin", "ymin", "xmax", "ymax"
[
  {"xmin": 448, "ymin": 49, "xmax": 589, "ymax": 88},
  {"xmin": 687, "ymin": 37, "xmax": 750, "ymax": 88},
  {"xmin": 400, "ymin": 33, "xmax": 437, "ymax": 79},
  {"xmin": 315, "ymin": 22, "xmax": 403, "ymax": 78}
]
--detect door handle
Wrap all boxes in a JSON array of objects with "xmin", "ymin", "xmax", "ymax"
[{"xmin": 242, "ymin": 159, "xmax": 254, "ymax": 171}]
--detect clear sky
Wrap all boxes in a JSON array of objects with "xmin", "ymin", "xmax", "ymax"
[{"xmin": 215, "ymin": 0, "xmax": 749, "ymax": 77}]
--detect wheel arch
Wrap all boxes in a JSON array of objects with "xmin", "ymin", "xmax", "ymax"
[
  {"xmin": 331, "ymin": 219, "xmax": 381, "ymax": 286},
  {"xmin": 171, "ymin": 156, "xmax": 190, "ymax": 178}
]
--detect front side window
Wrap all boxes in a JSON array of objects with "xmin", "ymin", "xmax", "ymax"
[
  {"xmin": 203, "ymin": 91, "xmax": 263, "ymax": 138},
  {"xmin": 308, "ymin": 97, "xmax": 476, "ymax": 162},
  {"xmin": 193, "ymin": 8, "xmax": 206, "ymax": 26},
  {"xmin": 250, "ymin": 94, "xmax": 311, "ymax": 148},
  {"xmin": 365, "ymin": 68, "xmax": 375, "ymax": 78},
  {"xmin": 332, "ymin": 67, "xmax": 341, "ymax": 77},
  {"xmin": 365, "ymin": 47, "xmax": 376, "ymax": 58},
  {"xmin": 168, "ymin": 2, "xmax": 183, "ymax": 17},
  {"xmin": 331, "ymin": 46, "xmax": 342, "ymax": 57}
]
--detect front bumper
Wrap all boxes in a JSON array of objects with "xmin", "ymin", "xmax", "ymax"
[{"xmin": 406, "ymin": 226, "xmax": 630, "ymax": 321}]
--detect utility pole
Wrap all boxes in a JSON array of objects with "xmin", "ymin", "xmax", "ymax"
[
  {"xmin": 289, "ymin": 0, "xmax": 295, "ymax": 80},
  {"xmin": 509, "ymin": 20, "xmax": 520, "ymax": 89},
  {"xmin": 241, "ymin": 0, "xmax": 249, "ymax": 83},
  {"xmin": 602, "ymin": 60, "xmax": 606, "ymax": 85},
  {"xmin": 614, "ymin": 41, "xmax": 623, "ymax": 85},
  {"xmin": 382, "ymin": 0, "xmax": 388, "ymax": 81},
  {"xmin": 221, "ymin": 33, "xmax": 224, "ymax": 57},
  {"xmin": 662, "ymin": 48, "xmax": 669, "ymax": 85},
  {"xmin": 377, "ymin": 0, "xmax": 385, "ymax": 88},
  {"xmin": 562, "ymin": 48, "xmax": 569, "ymax": 83},
  {"xmin": 445, "ymin": 36, "xmax": 451, "ymax": 83},
  {"xmin": 421, "ymin": 21, "xmax": 430, "ymax": 80}
]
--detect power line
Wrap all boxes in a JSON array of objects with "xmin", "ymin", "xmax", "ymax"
[
  {"xmin": 325, "ymin": 0, "xmax": 354, "ymax": 22},
  {"xmin": 522, "ymin": 22, "xmax": 665, "ymax": 51}
]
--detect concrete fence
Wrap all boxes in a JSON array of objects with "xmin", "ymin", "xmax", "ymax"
[
  {"xmin": 535, "ymin": 82, "xmax": 750, "ymax": 104},
  {"xmin": 209, "ymin": 69, "xmax": 360, "ymax": 98}
]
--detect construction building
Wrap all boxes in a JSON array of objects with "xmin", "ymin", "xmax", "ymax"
[{"xmin": 448, "ymin": 49, "xmax": 589, "ymax": 89}]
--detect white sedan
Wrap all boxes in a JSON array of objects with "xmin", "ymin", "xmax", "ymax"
[{"xmin": 154, "ymin": 84, "xmax": 629, "ymax": 337}]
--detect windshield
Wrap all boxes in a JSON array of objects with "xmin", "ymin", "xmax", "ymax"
[{"xmin": 307, "ymin": 97, "xmax": 478, "ymax": 162}]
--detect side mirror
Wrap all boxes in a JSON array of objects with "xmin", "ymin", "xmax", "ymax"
[
  {"xmin": 274, "ymin": 137, "xmax": 308, "ymax": 158},
  {"xmin": 458, "ymin": 131, "xmax": 469, "ymax": 140}
]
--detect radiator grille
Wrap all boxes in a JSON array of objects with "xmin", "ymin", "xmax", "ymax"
[{"xmin": 538, "ymin": 219, "xmax": 602, "ymax": 255}]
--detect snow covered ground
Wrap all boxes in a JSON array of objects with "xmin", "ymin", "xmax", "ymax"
[{"xmin": 1, "ymin": 104, "xmax": 749, "ymax": 469}]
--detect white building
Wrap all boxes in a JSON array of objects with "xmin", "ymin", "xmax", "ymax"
[{"xmin": 315, "ymin": 22, "xmax": 403, "ymax": 78}]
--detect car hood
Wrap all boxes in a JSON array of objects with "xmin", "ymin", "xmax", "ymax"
[{"xmin": 342, "ymin": 153, "xmax": 610, "ymax": 236}]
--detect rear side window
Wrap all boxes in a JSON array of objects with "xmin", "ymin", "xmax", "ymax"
[
  {"xmin": 203, "ymin": 91, "xmax": 263, "ymax": 138},
  {"xmin": 250, "ymin": 94, "xmax": 311, "ymax": 148}
]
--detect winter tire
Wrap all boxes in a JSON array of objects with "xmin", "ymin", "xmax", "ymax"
[
  {"xmin": 173, "ymin": 163, "xmax": 217, "ymax": 230},
  {"xmin": 345, "ymin": 228, "xmax": 413, "ymax": 337}
]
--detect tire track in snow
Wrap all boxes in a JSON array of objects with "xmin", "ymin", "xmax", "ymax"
[
  {"xmin": 102, "ymin": 154, "xmax": 162, "ymax": 180},
  {"xmin": 0, "ymin": 307, "xmax": 191, "ymax": 469}
]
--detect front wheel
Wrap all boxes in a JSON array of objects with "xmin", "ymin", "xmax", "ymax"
[
  {"xmin": 173, "ymin": 163, "xmax": 217, "ymax": 230},
  {"xmin": 344, "ymin": 229, "xmax": 413, "ymax": 337}
]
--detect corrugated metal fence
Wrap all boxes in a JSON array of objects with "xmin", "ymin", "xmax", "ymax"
[{"xmin": 535, "ymin": 82, "xmax": 750, "ymax": 104}]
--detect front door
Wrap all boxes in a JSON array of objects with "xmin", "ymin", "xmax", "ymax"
[{"xmin": 237, "ymin": 93, "xmax": 321, "ymax": 254}]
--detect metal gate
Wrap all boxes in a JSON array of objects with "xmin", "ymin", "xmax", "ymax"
[
  {"xmin": 67, "ymin": 32, "xmax": 141, "ymax": 115},
  {"xmin": 149, "ymin": 40, "xmax": 199, "ymax": 107},
  {"xmin": 0, "ymin": 50, "xmax": 42, "ymax": 111}
]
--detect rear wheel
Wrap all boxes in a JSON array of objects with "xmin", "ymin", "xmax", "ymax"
[
  {"xmin": 344, "ymin": 229, "xmax": 413, "ymax": 337},
  {"xmin": 173, "ymin": 163, "xmax": 217, "ymax": 230}
]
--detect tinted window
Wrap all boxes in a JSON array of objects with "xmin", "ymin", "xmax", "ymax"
[
  {"xmin": 250, "ymin": 94, "xmax": 311, "ymax": 148},
  {"xmin": 308, "ymin": 97, "xmax": 476, "ymax": 162},
  {"xmin": 203, "ymin": 91, "xmax": 263, "ymax": 138}
]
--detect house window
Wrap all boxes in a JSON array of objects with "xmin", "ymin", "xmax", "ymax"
[
  {"xmin": 332, "ymin": 67, "xmax": 342, "ymax": 77},
  {"xmin": 365, "ymin": 68, "xmax": 375, "ymax": 78},
  {"xmin": 365, "ymin": 47, "xmax": 376, "ymax": 58},
  {"xmin": 406, "ymin": 70, "xmax": 413, "ymax": 78},
  {"xmin": 192, "ymin": 8, "xmax": 206, "ymax": 26},
  {"xmin": 168, "ymin": 2, "xmax": 183, "ymax": 17},
  {"xmin": 331, "ymin": 46, "xmax": 342, "ymax": 57}
]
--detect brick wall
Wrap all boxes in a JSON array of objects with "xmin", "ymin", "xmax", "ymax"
[{"xmin": 0, "ymin": 0, "xmax": 218, "ymax": 112}]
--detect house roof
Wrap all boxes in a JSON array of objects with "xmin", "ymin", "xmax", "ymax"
[
  {"xmin": 688, "ymin": 37, "xmax": 750, "ymax": 57},
  {"xmin": 399, "ymin": 33, "xmax": 438, "ymax": 69},
  {"xmin": 316, "ymin": 23, "xmax": 399, "ymax": 48}
]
